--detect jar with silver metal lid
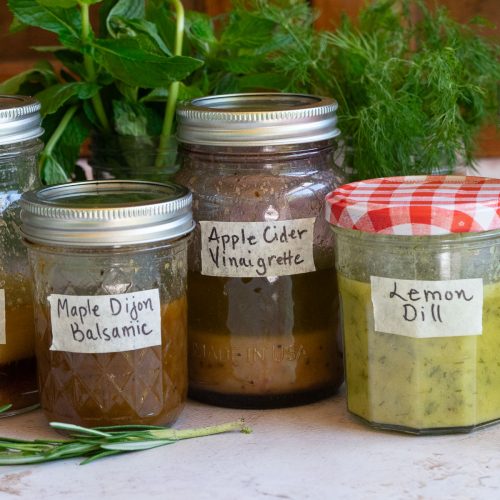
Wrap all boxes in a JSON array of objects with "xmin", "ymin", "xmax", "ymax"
[
  {"xmin": 0, "ymin": 95, "xmax": 43, "ymax": 417},
  {"xmin": 176, "ymin": 93, "xmax": 345, "ymax": 408},
  {"xmin": 20, "ymin": 180, "xmax": 194, "ymax": 427}
]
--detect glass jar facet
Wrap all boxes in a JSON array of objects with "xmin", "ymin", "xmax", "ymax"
[
  {"xmin": 25, "ymin": 240, "xmax": 188, "ymax": 427},
  {"xmin": 21, "ymin": 181, "xmax": 193, "ymax": 427}
]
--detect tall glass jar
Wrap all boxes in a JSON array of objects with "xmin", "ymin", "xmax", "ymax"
[
  {"xmin": 0, "ymin": 95, "xmax": 42, "ymax": 416},
  {"xmin": 176, "ymin": 93, "xmax": 345, "ymax": 408},
  {"xmin": 21, "ymin": 180, "xmax": 194, "ymax": 427},
  {"xmin": 326, "ymin": 175, "xmax": 500, "ymax": 434}
]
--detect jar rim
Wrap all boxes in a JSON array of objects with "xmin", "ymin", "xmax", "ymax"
[
  {"xmin": 20, "ymin": 180, "xmax": 194, "ymax": 247},
  {"xmin": 0, "ymin": 95, "xmax": 43, "ymax": 146},
  {"xmin": 176, "ymin": 93, "xmax": 340, "ymax": 146}
]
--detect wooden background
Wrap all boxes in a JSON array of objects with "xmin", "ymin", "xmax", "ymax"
[{"xmin": 1, "ymin": 0, "xmax": 498, "ymax": 156}]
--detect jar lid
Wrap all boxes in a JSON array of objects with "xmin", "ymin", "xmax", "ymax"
[
  {"xmin": 176, "ymin": 93, "xmax": 340, "ymax": 146},
  {"xmin": 0, "ymin": 95, "xmax": 43, "ymax": 146},
  {"xmin": 325, "ymin": 175, "xmax": 500, "ymax": 235},
  {"xmin": 21, "ymin": 180, "xmax": 194, "ymax": 247}
]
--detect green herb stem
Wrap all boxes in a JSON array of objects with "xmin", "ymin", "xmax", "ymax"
[
  {"xmin": 79, "ymin": 1, "xmax": 110, "ymax": 133},
  {"xmin": 0, "ymin": 419, "xmax": 251, "ymax": 465},
  {"xmin": 43, "ymin": 105, "xmax": 78, "ymax": 159},
  {"xmin": 0, "ymin": 404, "xmax": 12, "ymax": 415},
  {"xmin": 156, "ymin": 0, "xmax": 185, "ymax": 168},
  {"xmin": 148, "ymin": 419, "xmax": 252, "ymax": 440}
]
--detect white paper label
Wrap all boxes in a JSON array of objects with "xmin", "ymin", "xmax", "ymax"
[
  {"xmin": 200, "ymin": 218, "xmax": 316, "ymax": 278},
  {"xmin": 48, "ymin": 289, "xmax": 162, "ymax": 353},
  {"xmin": 371, "ymin": 277, "xmax": 483, "ymax": 338},
  {"xmin": 0, "ymin": 290, "xmax": 5, "ymax": 344}
]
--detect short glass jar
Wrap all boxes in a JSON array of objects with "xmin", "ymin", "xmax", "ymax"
[
  {"xmin": 0, "ymin": 95, "xmax": 43, "ymax": 416},
  {"xmin": 20, "ymin": 180, "xmax": 194, "ymax": 427},
  {"xmin": 326, "ymin": 175, "xmax": 500, "ymax": 434},
  {"xmin": 176, "ymin": 93, "xmax": 345, "ymax": 408}
]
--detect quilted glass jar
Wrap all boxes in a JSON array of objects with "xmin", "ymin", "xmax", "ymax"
[
  {"xmin": 20, "ymin": 180, "xmax": 194, "ymax": 427},
  {"xmin": 326, "ymin": 175, "xmax": 500, "ymax": 434}
]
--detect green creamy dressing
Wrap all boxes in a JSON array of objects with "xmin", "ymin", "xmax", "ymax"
[{"xmin": 339, "ymin": 275, "xmax": 500, "ymax": 430}]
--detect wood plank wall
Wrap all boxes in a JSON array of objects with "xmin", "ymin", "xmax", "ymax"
[{"xmin": 1, "ymin": 0, "xmax": 498, "ymax": 156}]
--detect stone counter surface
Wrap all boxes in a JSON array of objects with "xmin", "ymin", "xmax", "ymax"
[{"xmin": 1, "ymin": 393, "xmax": 500, "ymax": 499}]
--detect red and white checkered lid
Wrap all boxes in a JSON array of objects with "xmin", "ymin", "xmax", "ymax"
[{"xmin": 325, "ymin": 175, "xmax": 500, "ymax": 235}]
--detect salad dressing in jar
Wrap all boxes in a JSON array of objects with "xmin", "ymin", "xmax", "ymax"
[
  {"xmin": 326, "ymin": 175, "xmax": 500, "ymax": 434},
  {"xmin": 176, "ymin": 93, "xmax": 345, "ymax": 408},
  {"xmin": 21, "ymin": 181, "xmax": 194, "ymax": 427},
  {"xmin": 0, "ymin": 95, "xmax": 42, "ymax": 416}
]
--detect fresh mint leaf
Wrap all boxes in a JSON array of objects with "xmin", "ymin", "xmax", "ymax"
[
  {"xmin": 112, "ymin": 100, "xmax": 162, "ymax": 136},
  {"xmin": 0, "ymin": 63, "xmax": 57, "ymax": 94},
  {"xmin": 51, "ymin": 112, "xmax": 90, "ymax": 177},
  {"xmin": 221, "ymin": 54, "xmax": 264, "ymax": 75},
  {"xmin": 41, "ymin": 155, "xmax": 69, "ymax": 184},
  {"xmin": 221, "ymin": 12, "xmax": 275, "ymax": 49},
  {"xmin": 93, "ymin": 38, "xmax": 203, "ymax": 88},
  {"xmin": 106, "ymin": 0, "xmax": 144, "ymax": 37},
  {"xmin": 8, "ymin": 0, "xmax": 82, "ymax": 49},
  {"xmin": 114, "ymin": 81, "xmax": 138, "ymax": 102},
  {"xmin": 9, "ymin": 15, "xmax": 27, "ymax": 32},
  {"xmin": 145, "ymin": 0, "xmax": 175, "ymax": 52},
  {"xmin": 33, "ymin": 47, "xmax": 86, "ymax": 77},
  {"xmin": 140, "ymin": 87, "xmax": 168, "ymax": 102},
  {"xmin": 109, "ymin": 17, "xmax": 172, "ymax": 55},
  {"xmin": 185, "ymin": 11, "xmax": 216, "ymax": 56},
  {"xmin": 140, "ymin": 83, "xmax": 204, "ymax": 103},
  {"xmin": 41, "ymin": 109, "xmax": 90, "ymax": 184},
  {"xmin": 37, "ymin": 0, "xmax": 79, "ymax": 7},
  {"xmin": 36, "ymin": 82, "xmax": 100, "ymax": 115}
]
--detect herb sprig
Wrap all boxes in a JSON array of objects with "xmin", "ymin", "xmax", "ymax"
[
  {"xmin": 0, "ymin": 419, "xmax": 251, "ymax": 465},
  {"xmin": 0, "ymin": 404, "xmax": 13, "ymax": 414},
  {"xmin": 320, "ymin": 0, "xmax": 500, "ymax": 179},
  {"xmin": 2, "ymin": 0, "xmax": 203, "ymax": 183}
]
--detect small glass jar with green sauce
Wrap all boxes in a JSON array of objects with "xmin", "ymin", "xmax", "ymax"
[{"xmin": 326, "ymin": 175, "xmax": 500, "ymax": 434}]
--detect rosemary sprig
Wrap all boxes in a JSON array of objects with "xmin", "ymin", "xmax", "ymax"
[
  {"xmin": 0, "ymin": 404, "xmax": 13, "ymax": 414},
  {"xmin": 0, "ymin": 419, "xmax": 251, "ymax": 466}
]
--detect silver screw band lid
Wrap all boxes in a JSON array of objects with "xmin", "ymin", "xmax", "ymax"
[
  {"xmin": 176, "ymin": 93, "xmax": 340, "ymax": 146},
  {"xmin": 0, "ymin": 95, "xmax": 43, "ymax": 145},
  {"xmin": 21, "ymin": 180, "xmax": 194, "ymax": 247}
]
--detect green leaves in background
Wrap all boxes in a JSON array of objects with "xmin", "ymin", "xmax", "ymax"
[
  {"xmin": 106, "ymin": 0, "xmax": 145, "ymax": 37},
  {"xmin": 112, "ymin": 100, "xmax": 162, "ymax": 136},
  {"xmin": 41, "ymin": 109, "xmax": 90, "ymax": 184},
  {"xmin": 36, "ymin": 82, "xmax": 100, "ymax": 115},
  {"xmin": 92, "ymin": 38, "xmax": 203, "ymax": 88},
  {"xmin": 8, "ymin": 0, "xmax": 82, "ymax": 49},
  {"xmin": 109, "ymin": 18, "xmax": 172, "ymax": 55},
  {"xmin": 2, "ymin": 0, "xmax": 499, "ymax": 183},
  {"xmin": 0, "ymin": 60, "xmax": 57, "ymax": 95}
]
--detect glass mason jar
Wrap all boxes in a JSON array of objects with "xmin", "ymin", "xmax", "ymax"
[
  {"xmin": 326, "ymin": 175, "xmax": 500, "ymax": 434},
  {"xmin": 176, "ymin": 93, "xmax": 345, "ymax": 408},
  {"xmin": 0, "ymin": 95, "xmax": 43, "ymax": 416},
  {"xmin": 20, "ymin": 180, "xmax": 194, "ymax": 427},
  {"xmin": 89, "ymin": 134, "xmax": 178, "ymax": 182}
]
